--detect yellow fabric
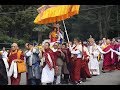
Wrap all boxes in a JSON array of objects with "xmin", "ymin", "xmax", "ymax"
[
  {"xmin": 37, "ymin": 45, "xmax": 43, "ymax": 50},
  {"xmin": 50, "ymin": 31, "xmax": 57, "ymax": 38},
  {"xmin": 0, "ymin": 51, "xmax": 2, "ymax": 55},
  {"xmin": 34, "ymin": 5, "xmax": 80, "ymax": 24},
  {"xmin": 17, "ymin": 50, "xmax": 27, "ymax": 73},
  {"xmin": 102, "ymin": 45, "xmax": 108, "ymax": 50},
  {"xmin": 17, "ymin": 61, "xmax": 27, "ymax": 73},
  {"xmin": 17, "ymin": 50, "xmax": 22, "ymax": 59},
  {"xmin": 97, "ymin": 54, "xmax": 101, "ymax": 61}
]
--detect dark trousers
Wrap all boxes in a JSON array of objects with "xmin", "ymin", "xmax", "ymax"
[
  {"xmin": 63, "ymin": 74, "xmax": 69, "ymax": 83},
  {"xmin": 28, "ymin": 78, "xmax": 40, "ymax": 85}
]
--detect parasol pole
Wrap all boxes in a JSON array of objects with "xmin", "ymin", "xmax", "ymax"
[{"xmin": 63, "ymin": 20, "xmax": 70, "ymax": 43}]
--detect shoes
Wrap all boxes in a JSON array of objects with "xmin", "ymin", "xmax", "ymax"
[
  {"xmin": 102, "ymin": 70, "xmax": 111, "ymax": 73},
  {"xmin": 74, "ymin": 80, "xmax": 82, "ymax": 85},
  {"xmin": 81, "ymin": 78, "xmax": 86, "ymax": 82}
]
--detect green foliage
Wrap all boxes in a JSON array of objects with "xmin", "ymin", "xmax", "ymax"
[
  {"xmin": 0, "ymin": 5, "xmax": 119, "ymax": 45},
  {"xmin": 17, "ymin": 39, "xmax": 25, "ymax": 46}
]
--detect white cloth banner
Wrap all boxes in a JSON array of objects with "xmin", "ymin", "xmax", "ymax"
[
  {"xmin": 41, "ymin": 64, "xmax": 55, "ymax": 84},
  {"xmin": 97, "ymin": 46, "xmax": 111, "ymax": 54},
  {"xmin": 110, "ymin": 49, "xmax": 120, "ymax": 56},
  {"xmin": 71, "ymin": 50, "xmax": 80, "ymax": 55},
  {"xmin": 96, "ymin": 46, "xmax": 120, "ymax": 57},
  {"xmin": 8, "ymin": 60, "xmax": 18, "ymax": 78},
  {"xmin": 41, "ymin": 53, "xmax": 55, "ymax": 84}
]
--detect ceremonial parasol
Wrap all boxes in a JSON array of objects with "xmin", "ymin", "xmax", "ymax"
[{"xmin": 34, "ymin": 5, "xmax": 80, "ymax": 43}]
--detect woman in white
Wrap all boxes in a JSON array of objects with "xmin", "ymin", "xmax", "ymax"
[{"xmin": 88, "ymin": 38, "xmax": 100, "ymax": 75}]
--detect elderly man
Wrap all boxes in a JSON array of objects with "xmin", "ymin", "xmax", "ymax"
[
  {"xmin": 7, "ymin": 43, "xmax": 24, "ymax": 85},
  {"xmin": 102, "ymin": 39, "xmax": 115, "ymax": 72},
  {"xmin": 88, "ymin": 38, "xmax": 100, "ymax": 75}
]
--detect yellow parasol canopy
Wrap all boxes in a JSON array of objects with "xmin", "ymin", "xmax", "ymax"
[{"xmin": 34, "ymin": 5, "xmax": 80, "ymax": 24}]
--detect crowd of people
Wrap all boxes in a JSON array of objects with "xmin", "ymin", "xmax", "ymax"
[
  {"xmin": 0, "ymin": 36, "xmax": 120, "ymax": 85},
  {"xmin": 0, "ymin": 23, "xmax": 119, "ymax": 85}
]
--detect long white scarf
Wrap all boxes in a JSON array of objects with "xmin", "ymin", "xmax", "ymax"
[
  {"xmin": 97, "ymin": 46, "xmax": 111, "ymax": 54},
  {"xmin": 71, "ymin": 50, "xmax": 80, "ymax": 55},
  {"xmin": 8, "ymin": 60, "xmax": 18, "ymax": 78},
  {"xmin": 110, "ymin": 49, "xmax": 120, "ymax": 56},
  {"xmin": 97, "ymin": 46, "xmax": 120, "ymax": 59}
]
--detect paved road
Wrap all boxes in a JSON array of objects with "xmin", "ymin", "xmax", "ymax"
[{"xmin": 8, "ymin": 61, "xmax": 120, "ymax": 85}]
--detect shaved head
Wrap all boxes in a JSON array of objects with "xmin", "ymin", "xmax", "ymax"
[
  {"xmin": 11, "ymin": 43, "xmax": 18, "ymax": 51},
  {"xmin": 12, "ymin": 43, "xmax": 18, "ymax": 47}
]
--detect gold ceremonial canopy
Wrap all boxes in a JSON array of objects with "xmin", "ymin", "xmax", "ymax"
[{"xmin": 34, "ymin": 5, "xmax": 80, "ymax": 24}]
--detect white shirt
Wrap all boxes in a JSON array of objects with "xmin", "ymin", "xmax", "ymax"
[
  {"xmin": 52, "ymin": 48, "xmax": 57, "ymax": 52},
  {"xmin": 1, "ymin": 51, "xmax": 8, "ymax": 59},
  {"xmin": 71, "ymin": 44, "xmax": 82, "ymax": 58}
]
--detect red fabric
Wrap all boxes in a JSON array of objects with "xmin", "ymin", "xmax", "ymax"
[
  {"xmin": 53, "ymin": 49, "xmax": 64, "ymax": 65},
  {"xmin": 103, "ymin": 44, "xmax": 115, "ymax": 71},
  {"xmin": 8, "ymin": 49, "xmax": 24, "ymax": 65},
  {"xmin": 51, "ymin": 38, "xmax": 57, "ymax": 42},
  {"xmin": 61, "ymin": 48, "xmax": 71, "ymax": 63},
  {"xmin": 113, "ymin": 44, "xmax": 120, "ymax": 70},
  {"xmin": 10, "ymin": 73, "xmax": 21, "ymax": 85},
  {"xmin": 82, "ymin": 45, "xmax": 89, "ymax": 62},
  {"xmin": 8, "ymin": 49, "xmax": 24, "ymax": 85},
  {"xmin": 44, "ymin": 48, "xmax": 56, "ymax": 69},
  {"xmin": 80, "ymin": 60, "xmax": 91, "ymax": 78},
  {"xmin": 8, "ymin": 50, "xmax": 18, "ymax": 65},
  {"xmin": 71, "ymin": 58, "xmax": 81, "ymax": 82},
  {"xmin": 55, "ymin": 51, "xmax": 61, "ymax": 57}
]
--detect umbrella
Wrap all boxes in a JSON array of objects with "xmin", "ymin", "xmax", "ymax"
[{"xmin": 34, "ymin": 5, "xmax": 80, "ymax": 43}]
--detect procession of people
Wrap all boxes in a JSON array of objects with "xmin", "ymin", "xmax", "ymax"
[{"xmin": 0, "ymin": 23, "xmax": 120, "ymax": 85}]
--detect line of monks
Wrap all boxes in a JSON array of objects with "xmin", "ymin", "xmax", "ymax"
[{"xmin": 0, "ymin": 37, "xmax": 120, "ymax": 85}]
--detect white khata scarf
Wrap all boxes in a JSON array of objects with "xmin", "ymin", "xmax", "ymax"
[
  {"xmin": 97, "ymin": 46, "xmax": 120, "ymax": 58},
  {"xmin": 8, "ymin": 60, "xmax": 18, "ymax": 78}
]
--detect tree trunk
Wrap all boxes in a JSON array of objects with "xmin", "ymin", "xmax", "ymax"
[
  {"xmin": 38, "ymin": 31, "xmax": 42, "ymax": 44},
  {"xmin": 98, "ymin": 8, "xmax": 103, "ymax": 39},
  {"xmin": 103, "ymin": 6, "xmax": 111, "ymax": 38}
]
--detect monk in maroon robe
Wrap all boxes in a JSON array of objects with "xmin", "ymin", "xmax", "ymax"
[
  {"xmin": 61, "ymin": 43, "xmax": 71, "ymax": 83},
  {"xmin": 8, "ymin": 43, "xmax": 24, "ymax": 85},
  {"xmin": 102, "ymin": 39, "xmax": 115, "ymax": 72},
  {"xmin": 113, "ymin": 42, "xmax": 120, "ymax": 70},
  {"xmin": 80, "ymin": 44, "xmax": 91, "ymax": 82},
  {"xmin": 42, "ymin": 42, "xmax": 56, "ymax": 70},
  {"xmin": 70, "ymin": 38, "xmax": 86, "ymax": 84}
]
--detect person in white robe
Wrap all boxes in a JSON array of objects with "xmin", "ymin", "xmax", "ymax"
[{"xmin": 88, "ymin": 38, "xmax": 100, "ymax": 75}]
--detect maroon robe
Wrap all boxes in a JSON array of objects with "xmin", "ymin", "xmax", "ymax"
[
  {"xmin": 71, "ymin": 57, "xmax": 81, "ymax": 82},
  {"xmin": 71, "ymin": 45, "xmax": 91, "ymax": 83},
  {"xmin": 54, "ymin": 50, "xmax": 62, "ymax": 62},
  {"xmin": 80, "ymin": 46, "xmax": 91, "ymax": 79},
  {"xmin": 61, "ymin": 48, "xmax": 71, "ymax": 63},
  {"xmin": 102, "ymin": 44, "xmax": 115, "ymax": 71},
  {"xmin": 43, "ymin": 48, "xmax": 56, "ymax": 70},
  {"xmin": 70, "ymin": 45, "xmax": 81, "ymax": 83},
  {"xmin": 8, "ymin": 49, "xmax": 24, "ymax": 85},
  {"xmin": 61, "ymin": 48, "xmax": 72, "ymax": 75},
  {"xmin": 113, "ymin": 44, "xmax": 120, "ymax": 70}
]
